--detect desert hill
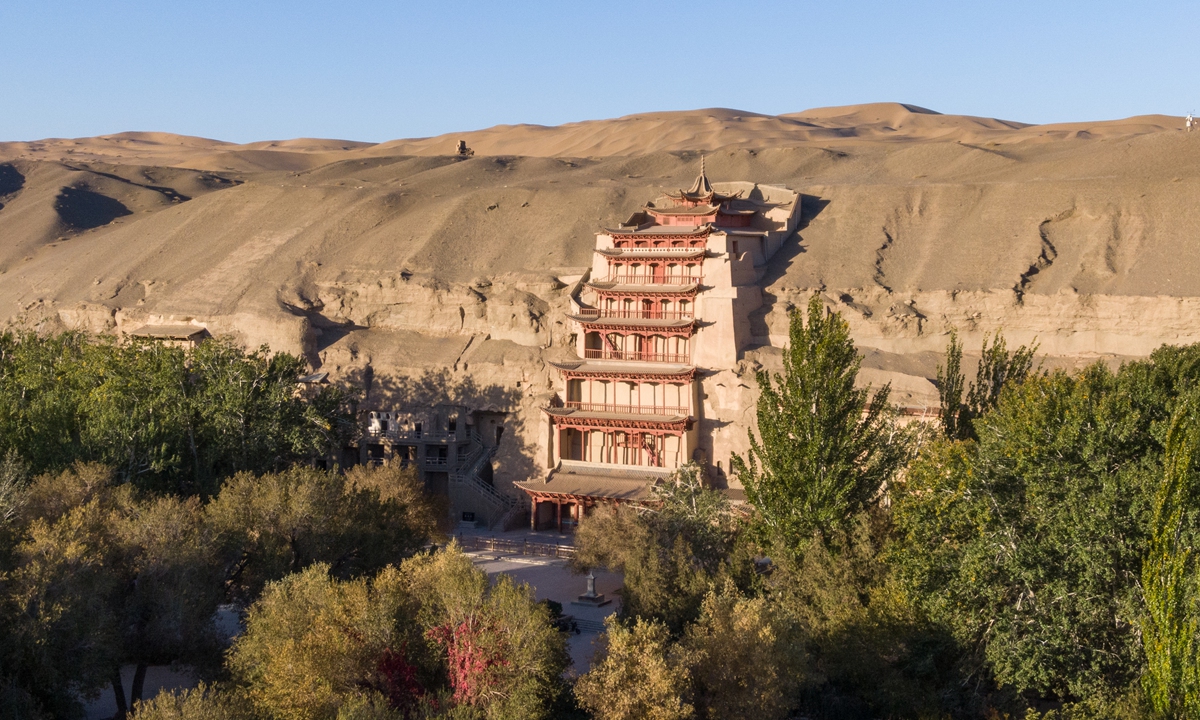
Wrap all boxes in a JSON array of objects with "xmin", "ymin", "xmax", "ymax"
[
  {"xmin": 1, "ymin": 103, "xmax": 1197, "ymax": 487},
  {"xmin": 1, "ymin": 103, "xmax": 1185, "ymax": 169}
]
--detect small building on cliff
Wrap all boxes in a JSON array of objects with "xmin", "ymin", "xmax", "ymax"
[{"xmin": 516, "ymin": 161, "xmax": 802, "ymax": 530}]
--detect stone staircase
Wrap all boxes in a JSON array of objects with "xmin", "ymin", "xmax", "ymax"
[
  {"xmin": 571, "ymin": 617, "xmax": 607, "ymax": 634},
  {"xmin": 450, "ymin": 430, "xmax": 518, "ymax": 529}
]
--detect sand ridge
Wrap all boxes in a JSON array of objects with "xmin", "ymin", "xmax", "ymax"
[{"xmin": 1, "ymin": 103, "xmax": 1187, "ymax": 172}]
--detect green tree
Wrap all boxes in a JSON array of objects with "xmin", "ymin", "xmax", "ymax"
[
  {"xmin": 893, "ymin": 363, "xmax": 1166, "ymax": 703},
  {"xmin": 936, "ymin": 330, "xmax": 967, "ymax": 440},
  {"xmin": 405, "ymin": 546, "xmax": 569, "ymax": 720},
  {"xmin": 683, "ymin": 584, "xmax": 801, "ymax": 720},
  {"xmin": 936, "ymin": 330, "xmax": 1037, "ymax": 441},
  {"xmin": 224, "ymin": 546, "xmax": 566, "ymax": 720},
  {"xmin": 574, "ymin": 617, "xmax": 695, "ymax": 720},
  {"xmin": 732, "ymin": 294, "xmax": 903, "ymax": 550},
  {"xmin": 0, "ymin": 331, "xmax": 90, "ymax": 471},
  {"xmin": 1142, "ymin": 393, "xmax": 1200, "ymax": 718},
  {"xmin": 228, "ymin": 564, "xmax": 425, "ymax": 720},
  {"xmin": 206, "ymin": 465, "xmax": 434, "ymax": 602},
  {"xmin": 573, "ymin": 463, "xmax": 753, "ymax": 633},
  {"xmin": 0, "ymin": 332, "xmax": 357, "ymax": 495},
  {"xmin": 2, "ymin": 464, "xmax": 225, "ymax": 717},
  {"xmin": 187, "ymin": 340, "xmax": 353, "ymax": 484},
  {"xmin": 76, "ymin": 340, "xmax": 192, "ymax": 488}
]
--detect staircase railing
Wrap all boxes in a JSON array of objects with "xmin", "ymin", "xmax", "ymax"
[{"xmin": 450, "ymin": 439, "xmax": 517, "ymax": 527}]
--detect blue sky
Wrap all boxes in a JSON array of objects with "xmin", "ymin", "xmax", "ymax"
[{"xmin": 1, "ymin": 1, "xmax": 1196, "ymax": 143}]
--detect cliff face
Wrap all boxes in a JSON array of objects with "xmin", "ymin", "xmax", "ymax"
[{"xmin": 1, "ymin": 104, "xmax": 1198, "ymax": 492}]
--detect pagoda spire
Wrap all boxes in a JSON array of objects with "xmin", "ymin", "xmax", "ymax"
[{"xmin": 684, "ymin": 156, "xmax": 713, "ymax": 197}]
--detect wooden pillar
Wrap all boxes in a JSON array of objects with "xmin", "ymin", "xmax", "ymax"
[
  {"xmin": 530, "ymin": 498, "xmax": 538, "ymax": 531},
  {"xmin": 556, "ymin": 500, "xmax": 564, "ymax": 534}
]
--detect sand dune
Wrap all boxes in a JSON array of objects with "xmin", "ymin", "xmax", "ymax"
[{"xmin": 1, "ymin": 104, "xmax": 1187, "ymax": 172}]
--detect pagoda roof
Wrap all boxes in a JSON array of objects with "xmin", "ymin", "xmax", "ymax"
[
  {"xmin": 595, "ymin": 247, "xmax": 707, "ymax": 259},
  {"xmin": 687, "ymin": 159, "xmax": 713, "ymax": 196},
  {"xmin": 603, "ymin": 225, "xmax": 711, "ymax": 237},
  {"xmin": 548, "ymin": 359, "xmax": 696, "ymax": 379},
  {"xmin": 544, "ymin": 406, "xmax": 691, "ymax": 431},
  {"xmin": 516, "ymin": 461, "xmax": 670, "ymax": 501},
  {"xmin": 645, "ymin": 204, "xmax": 719, "ymax": 216},
  {"xmin": 662, "ymin": 157, "xmax": 744, "ymax": 204},
  {"xmin": 587, "ymin": 281, "xmax": 700, "ymax": 294},
  {"xmin": 565, "ymin": 314, "xmax": 695, "ymax": 330}
]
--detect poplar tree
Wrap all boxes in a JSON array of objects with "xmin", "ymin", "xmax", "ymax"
[
  {"xmin": 732, "ymin": 295, "xmax": 900, "ymax": 550},
  {"xmin": 936, "ymin": 330, "xmax": 1036, "ymax": 441},
  {"xmin": 1143, "ymin": 393, "xmax": 1200, "ymax": 718}
]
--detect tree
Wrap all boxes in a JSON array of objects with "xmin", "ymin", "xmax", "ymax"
[
  {"xmin": 0, "ymin": 331, "xmax": 90, "ymax": 472},
  {"xmin": 682, "ymin": 585, "xmax": 801, "ymax": 720},
  {"xmin": 893, "ymin": 363, "xmax": 1167, "ymax": 703},
  {"xmin": 405, "ymin": 546, "xmax": 569, "ymax": 720},
  {"xmin": 935, "ymin": 330, "xmax": 967, "ymax": 440},
  {"xmin": 936, "ymin": 330, "xmax": 1036, "ymax": 441},
  {"xmin": 223, "ymin": 546, "xmax": 567, "ymax": 720},
  {"xmin": 1142, "ymin": 393, "xmax": 1200, "ymax": 718},
  {"xmin": 186, "ymin": 340, "xmax": 355, "ymax": 485},
  {"xmin": 574, "ymin": 617, "xmax": 695, "ymax": 720},
  {"xmin": 205, "ymin": 465, "xmax": 435, "ymax": 602},
  {"xmin": 345, "ymin": 464, "xmax": 449, "ymax": 542},
  {"xmin": 76, "ymin": 340, "xmax": 192, "ymax": 489},
  {"xmin": 2, "ymin": 464, "xmax": 225, "ymax": 717},
  {"xmin": 732, "ymin": 294, "xmax": 903, "ymax": 550},
  {"xmin": 108, "ymin": 494, "xmax": 224, "ymax": 712},
  {"xmin": 1, "ymin": 491, "xmax": 121, "ymax": 719},
  {"xmin": 228, "ymin": 564, "xmax": 427, "ymax": 720},
  {"xmin": 573, "ymin": 463, "xmax": 754, "ymax": 633},
  {"xmin": 128, "ymin": 684, "xmax": 241, "ymax": 720},
  {"xmin": 0, "ymin": 332, "xmax": 357, "ymax": 495}
]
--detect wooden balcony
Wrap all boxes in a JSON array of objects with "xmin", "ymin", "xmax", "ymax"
[
  {"xmin": 583, "ymin": 349, "xmax": 691, "ymax": 363},
  {"xmin": 564, "ymin": 401, "xmax": 690, "ymax": 416},
  {"xmin": 594, "ymin": 273, "xmax": 702, "ymax": 285},
  {"xmin": 573, "ymin": 308, "xmax": 694, "ymax": 320}
]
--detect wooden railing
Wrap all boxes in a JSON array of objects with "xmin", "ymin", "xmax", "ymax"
[
  {"xmin": 565, "ymin": 401, "xmax": 690, "ymax": 416},
  {"xmin": 609, "ymin": 246, "xmax": 704, "ymax": 254},
  {"xmin": 365, "ymin": 427, "xmax": 451, "ymax": 441},
  {"xmin": 457, "ymin": 534, "xmax": 576, "ymax": 560},
  {"xmin": 594, "ymin": 273, "xmax": 702, "ymax": 285},
  {"xmin": 583, "ymin": 349, "xmax": 691, "ymax": 363},
  {"xmin": 574, "ymin": 309, "xmax": 694, "ymax": 320}
]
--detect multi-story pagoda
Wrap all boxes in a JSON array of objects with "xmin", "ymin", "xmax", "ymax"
[{"xmin": 517, "ymin": 161, "xmax": 802, "ymax": 531}]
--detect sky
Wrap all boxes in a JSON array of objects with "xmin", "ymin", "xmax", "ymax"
[{"xmin": 1, "ymin": 0, "xmax": 1197, "ymax": 143}]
